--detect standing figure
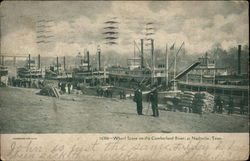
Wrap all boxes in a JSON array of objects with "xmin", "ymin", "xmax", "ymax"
[
  {"xmin": 8, "ymin": 76, "xmax": 11, "ymax": 86},
  {"xmin": 122, "ymin": 90, "xmax": 126, "ymax": 99},
  {"xmin": 109, "ymin": 88, "xmax": 113, "ymax": 98},
  {"xmin": 77, "ymin": 82, "xmax": 81, "ymax": 90},
  {"xmin": 228, "ymin": 97, "xmax": 234, "ymax": 115},
  {"xmin": 61, "ymin": 82, "xmax": 66, "ymax": 94},
  {"xmin": 240, "ymin": 99, "xmax": 245, "ymax": 115},
  {"xmin": 215, "ymin": 96, "xmax": 223, "ymax": 113},
  {"xmin": 67, "ymin": 82, "xmax": 71, "ymax": 94},
  {"xmin": 104, "ymin": 88, "xmax": 108, "ymax": 97},
  {"xmin": 28, "ymin": 80, "xmax": 31, "ymax": 88},
  {"xmin": 119, "ymin": 90, "xmax": 123, "ymax": 99},
  {"xmin": 96, "ymin": 87, "xmax": 100, "ymax": 97},
  {"xmin": 100, "ymin": 88, "xmax": 103, "ymax": 97},
  {"xmin": 12, "ymin": 77, "xmax": 16, "ymax": 86},
  {"xmin": 58, "ymin": 81, "xmax": 61, "ymax": 89},
  {"xmin": 133, "ymin": 88, "xmax": 143, "ymax": 115},
  {"xmin": 150, "ymin": 89, "xmax": 159, "ymax": 117}
]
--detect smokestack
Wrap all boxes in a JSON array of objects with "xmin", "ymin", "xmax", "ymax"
[
  {"xmin": 238, "ymin": 45, "xmax": 241, "ymax": 75},
  {"xmin": 38, "ymin": 54, "xmax": 40, "ymax": 69},
  {"xmin": 13, "ymin": 56, "xmax": 16, "ymax": 66},
  {"xmin": 151, "ymin": 39, "xmax": 154, "ymax": 66},
  {"xmin": 151, "ymin": 39, "xmax": 154, "ymax": 85},
  {"xmin": 63, "ymin": 56, "xmax": 66, "ymax": 70},
  {"xmin": 98, "ymin": 50, "xmax": 101, "ymax": 70},
  {"xmin": 28, "ymin": 54, "xmax": 31, "ymax": 69},
  {"xmin": 87, "ymin": 51, "xmax": 90, "ymax": 71},
  {"xmin": 1, "ymin": 56, "xmax": 4, "ymax": 66},
  {"xmin": 56, "ymin": 56, "xmax": 59, "ymax": 74},
  {"xmin": 141, "ymin": 39, "xmax": 144, "ymax": 68},
  {"xmin": 205, "ymin": 52, "xmax": 208, "ymax": 66}
]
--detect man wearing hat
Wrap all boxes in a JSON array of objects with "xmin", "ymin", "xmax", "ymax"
[
  {"xmin": 134, "ymin": 87, "xmax": 143, "ymax": 115},
  {"xmin": 150, "ymin": 88, "xmax": 159, "ymax": 117},
  {"xmin": 228, "ymin": 96, "xmax": 234, "ymax": 115}
]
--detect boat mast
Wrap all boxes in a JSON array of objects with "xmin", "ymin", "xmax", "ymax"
[
  {"xmin": 98, "ymin": 49, "xmax": 101, "ymax": 71},
  {"xmin": 141, "ymin": 39, "xmax": 144, "ymax": 68},
  {"xmin": 56, "ymin": 56, "xmax": 59, "ymax": 75},
  {"xmin": 28, "ymin": 54, "xmax": 31, "ymax": 69},
  {"xmin": 173, "ymin": 49, "xmax": 177, "ymax": 91},
  {"xmin": 151, "ymin": 39, "xmax": 154, "ymax": 86},
  {"xmin": 134, "ymin": 40, "xmax": 135, "ymax": 67},
  {"xmin": 165, "ymin": 44, "xmax": 168, "ymax": 88},
  {"xmin": 38, "ymin": 54, "xmax": 41, "ymax": 69},
  {"xmin": 87, "ymin": 51, "xmax": 90, "ymax": 71},
  {"xmin": 63, "ymin": 56, "xmax": 66, "ymax": 71},
  {"xmin": 28, "ymin": 54, "xmax": 31, "ymax": 81}
]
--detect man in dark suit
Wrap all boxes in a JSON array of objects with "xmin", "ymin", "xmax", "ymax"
[
  {"xmin": 150, "ymin": 89, "xmax": 159, "ymax": 117},
  {"xmin": 215, "ymin": 96, "xmax": 223, "ymax": 113},
  {"xmin": 134, "ymin": 88, "xmax": 143, "ymax": 115},
  {"xmin": 67, "ymin": 82, "xmax": 71, "ymax": 94},
  {"xmin": 228, "ymin": 97, "xmax": 234, "ymax": 115},
  {"xmin": 240, "ymin": 99, "xmax": 245, "ymax": 115}
]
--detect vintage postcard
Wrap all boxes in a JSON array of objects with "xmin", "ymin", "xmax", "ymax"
[{"xmin": 0, "ymin": 1, "xmax": 249, "ymax": 161}]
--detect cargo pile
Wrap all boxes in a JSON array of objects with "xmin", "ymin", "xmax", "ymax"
[
  {"xmin": 179, "ymin": 91, "xmax": 214, "ymax": 114},
  {"xmin": 192, "ymin": 92, "xmax": 214, "ymax": 114},
  {"xmin": 0, "ymin": 76, "xmax": 8, "ymax": 87},
  {"xmin": 179, "ymin": 91, "xmax": 196, "ymax": 112},
  {"xmin": 39, "ymin": 85, "xmax": 60, "ymax": 98},
  {"xmin": 30, "ymin": 79, "xmax": 45, "ymax": 89}
]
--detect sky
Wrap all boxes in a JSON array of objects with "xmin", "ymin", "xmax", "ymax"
[{"xmin": 0, "ymin": 1, "xmax": 249, "ymax": 57}]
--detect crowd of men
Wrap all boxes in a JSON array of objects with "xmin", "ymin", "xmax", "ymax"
[
  {"xmin": 7, "ymin": 77, "xmax": 76, "ymax": 96},
  {"xmin": 96, "ymin": 87, "xmax": 113, "ymax": 98},
  {"xmin": 58, "ymin": 81, "xmax": 73, "ymax": 94},
  {"xmin": 214, "ymin": 96, "xmax": 245, "ymax": 115},
  {"xmin": 8, "ymin": 76, "xmax": 45, "ymax": 89}
]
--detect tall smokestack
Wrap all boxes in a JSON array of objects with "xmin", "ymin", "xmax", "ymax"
[
  {"xmin": 238, "ymin": 45, "xmax": 241, "ymax": 75},
  {"xmin": 63, "ymin": 56, "xmax": 66, "ymax": 70},
  {"xmin": 2, "ymin": 56, "xmax": 4, "ymax": 66},
  {"xmin": 56, "ymin": 56, "xmax": 59, "ymax": 74},
  {"xmin": 87, "ymin": 51, "xmax": 90, "ymax": 71},
  {"xmin": 141, "ymin": 39, "xmax": 144, "ymax": 68},
  {"xmin": 13, "ymin": 56, "xmax": 16, "ymax": 66},
  {"xmin": 205, "ymin": 52, "xmax": 208, "ymax": 66},
  {"xmin": 38, "ymin": 54, "xmax": 40, "ymax": 69},
  {"xmin": 98, "ymin": 50, "xmax": 101, "ymax": 70},
  {"xmin": 28, "ymin": 54, "xmax": 31, "ymax": 69},
  {"xmin": 151, "ymin": 39, "xmax": 154, "ymax": 85},
  {"xmin": 151, "ymin": 39, "xmax": 154, "ymax": 67}
]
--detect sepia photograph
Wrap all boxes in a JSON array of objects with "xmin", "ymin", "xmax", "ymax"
[
  {"xmin": 1, "ymin": 1, "xmax": 249, "ymax": 161},
  {"xmin": 0, "ymin": 1, "xmax": 249, "ymax": 134}
]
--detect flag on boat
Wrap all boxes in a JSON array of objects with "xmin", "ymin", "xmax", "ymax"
[{"xmin": 170, "ymin": 43, "xmax": 175, "ymax": 50}]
